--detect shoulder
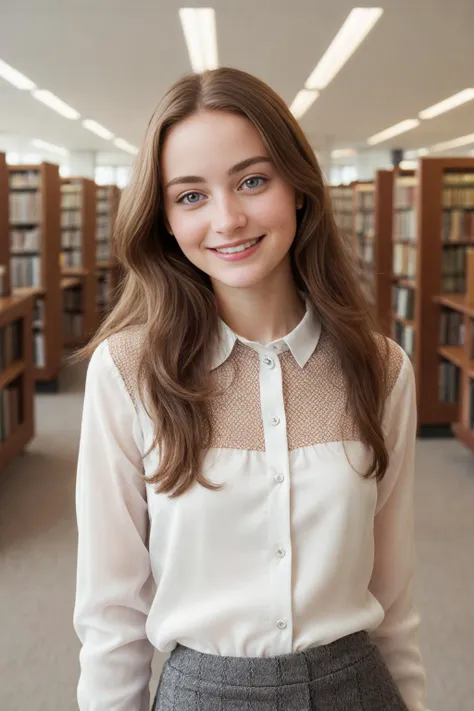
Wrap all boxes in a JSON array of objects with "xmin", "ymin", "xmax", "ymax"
[
  {"xmin": 373, "ymin": 334, "xmax": 410, "ymax": 399},
  {"xmin": 89, "ymin": 326, "xmax": 145, "ymax": 407}
]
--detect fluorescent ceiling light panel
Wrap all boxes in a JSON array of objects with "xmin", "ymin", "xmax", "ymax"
[
  {"xmin": 32, "ymin": 90, "xmax": 80, "ymax": 119},
  {"xmin": 31, "ymin": 139, "xmax": 69, "ymax": 157},
  {"xmin": 430, "ymin": 133, "xmax": 474, "ymax": 153},
  {"xmin": 0, "ymin": 59, "xmax": 36, "ymax": 90},
  {"xmin": 83, "ymin": 119, "xmax": 114, "ymax": 140},
  {"xmin": 179, "ymin": 8, "xmax": 218, "ymax": 72},
  {"xmin": 332, "ymin": 148, "xmax": 356, "ymax": 158},
  {"xmin": 404, "ymin": 148, "xmax": 429, "ymax": 159},
  {"xmin": 419, "ymin": 89, "xmax": 474, "ymax": 120},
  {"xmin": 114, "ymin": 138, "xmax": 139, "ymax": 155},
  {"xmin": 367, "ymin": 119, "xmax": 420, "ymax": 146},
  {"xmin": 305, "ymin": 8, "xmax": 383, "ymax": 90},
  {"xmin": 290, "ymin": 89, "xmax": 319, "ymax": 120}
]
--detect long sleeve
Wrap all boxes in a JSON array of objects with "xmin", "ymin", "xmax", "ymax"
[
  {"xmin": 73, "ymin": 340, "xmax": 155, "ymax": 711},
  {"xmin": 369, "ymin": 350, "xmax": 429, "ymax": 711}
]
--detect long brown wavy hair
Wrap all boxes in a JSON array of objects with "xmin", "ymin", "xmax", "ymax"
[{"xmin": 81, "ymin": 67, "xmax": 389, "ymax": 497}]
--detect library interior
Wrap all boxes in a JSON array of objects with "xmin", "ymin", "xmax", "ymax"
[{"xmin": 0, "ymin": 2, "xmax": 473, "ymax": 710}]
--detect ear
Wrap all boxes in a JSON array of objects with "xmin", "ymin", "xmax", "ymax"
[{"xmin": 296, "ymin": 194, "xmax": 304, "ymax": 210}]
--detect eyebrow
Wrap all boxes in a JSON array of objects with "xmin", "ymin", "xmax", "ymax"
[{"xmin": 164, "ymin": 156, "xmax": 273, "ymax": 189}]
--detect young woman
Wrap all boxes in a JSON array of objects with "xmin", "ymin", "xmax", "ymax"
[{"xmin": 73, "ymin": 67, "xmax": 428, "ymax": 711}]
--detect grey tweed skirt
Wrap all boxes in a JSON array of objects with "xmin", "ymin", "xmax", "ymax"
[{"xmin": 152, "ymin": 631, "xmax": 409, "ymax": 710}]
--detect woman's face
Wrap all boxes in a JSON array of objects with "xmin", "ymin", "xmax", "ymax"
[{"xmin": 161, "ymin": 110, "xmax": 300, "ymax": 293}]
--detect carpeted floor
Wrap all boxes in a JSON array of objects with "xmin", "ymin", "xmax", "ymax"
[{"xmin": 1, "ymin": 359, "xmax": 473, "ymax": 711}]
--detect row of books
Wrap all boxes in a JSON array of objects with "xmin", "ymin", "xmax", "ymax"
[
  {"xmin": 9, "ymin": 171, "xmax": 41, "ymax": 189},
  {"xmin": 393, "ymin": 244, "xmax": 416, "ymax": 278},
  {"xmin": 355, "ymin": 211, "xmax": 375, "ymax": 237},
  {"xmin": 61, "ymin": 212, "xmax": 82, "ymax": 228},
  {"xmin": 392, "ymin": 322, "xmax": 415, "ymax": 357},
  {"xmin": 11, "ymin": 228, "xmax": 41, "ymax": 253},
  {"xmin": 61, "ymin": 250, "xmax": 83, "ymax": 268},
  {"xmin": 9, "ymin": 193, "xmax": 41, "ymax": 224},
  {"xmin": 443, "ymin": 175, "xmax": 474, "ymax": 207},
  {"xmin": 358, "ymin": 241, "xmax": 374, "ymax": 264},
  {"xmin": 62, "ymin": 194, "xmax": 82, "ymax": 209},
  {"xmin": 441, "ymin": 247, "xmax": 469, "ymax": 293},
  {"xmin": 10, "ymin": 255, "xmax": 41, "ymax": 289},
  {"xmin": 97, "ymin": 244, "xmax": 112, "ymax": 261},
  {"xmin": 393, "ymin": 209, "xmax": 416, "ymax": 242},
  {"xmin": 34, "ymin": 332, "xmax": 45, "ymax": 368},
  {"xmin": 0, "ymin": 381, "xmax": 22, "ymax": 443},
  {"xmin": 394, "ymin": 178, "xmax": 417, "ymax": 209},
  {"xmin": 356, "ymin": 191, "xmax": 374, "ymax": 211},
  {"xmin": 439, "ymin": 361, "xmax": 460, "ymax": 404},
  {"xmin": 0, "ymin": 319, "xmax": 22, "ymax": 371},
  {"xmin": 0, "ymin": 265, "xmax": 6, "ymax": 297},
  {"xmin": 62, "ymin": 231, "xmax": 82, "ymax": 249},
  {"xmin": 442, "ymin": 209, "xmax": 474, "ymax": 242},
  {"xmin": 392, "ymin": 285, "xmax": 415, "ymax": 320},
  {"xmin": 63, "ymin": 313, "xmax": 83, "ymax": 338},
  {"xmin": 439, "ymin": 309, "xmax": 464, "ymax": 346}
]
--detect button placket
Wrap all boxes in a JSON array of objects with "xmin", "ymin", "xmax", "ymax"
[{"xmin": 258, "ymin": 351, "xmax": 293, "ymax": 652}]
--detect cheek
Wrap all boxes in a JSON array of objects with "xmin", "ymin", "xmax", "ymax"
[
  {"xmin": 168, "ymin": 209, "xmax": 207, "ymax": 252},
  {"xmin": 252, "ymin": 187, "xmax": 297, "ymax": 231}
]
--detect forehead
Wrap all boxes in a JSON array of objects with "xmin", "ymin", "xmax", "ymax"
[{"xmin": 160, "ymin": 110, "xmax": 268, "ymax": 180}]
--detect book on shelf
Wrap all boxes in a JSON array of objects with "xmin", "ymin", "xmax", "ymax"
[
  {"xmin": 439, "ymin": 308, "xmax": 464, "ymax": 346},
  {"xmin": 0, "ymin": 380, "xmax": 22, "ymax": 443},
  {"xmin": 392, "ymin": 285, "xmax": 415, "ymax": 321},
  {"xmin": 9, "ymin": 170, "xmax": 41, "ymax": 189},
  {"xmin": 9, "ymin": 191, "xmax": 41, "ymax": 224},
  {"xmin": 0, "ymin": 265, "xmax": 7, "ymax": 297},
  {"xmin": 0, "ymin": 319, "xmax": 22, "ymax": 371},
  {"xmin": 392, "ymin": 322, "xmax": 415, "ymax": 357},
  {"xmin": 438, "ymin": 361, "xmax": 460, "ymax": 404}
]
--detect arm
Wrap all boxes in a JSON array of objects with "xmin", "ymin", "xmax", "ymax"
[
  {"xmin": 369, "ymin": 350, "xmax": 429, "ymax": 711},
  {"xmin": 73, "ymin": 340, "xmax": 155, "ymax": 711}
]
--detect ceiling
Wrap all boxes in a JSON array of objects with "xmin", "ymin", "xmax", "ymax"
[{"xmin": 0, "ymin": 0, "xmax": 474, "ymax": 162}]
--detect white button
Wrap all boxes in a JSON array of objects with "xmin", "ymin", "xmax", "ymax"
[
  {"xmin": 276, "ymin": 548, "xmax": 286, "ymax": 558},
  {"xmin": 271, "ymin": 416, "xmax": 280, "ymax": 426},
  {"xmin": 274, "ymin": 474, "xmax": 284, "ymax": 483},
  {"xmin": 263, "ymin": 356, "xmax": 274, "ymax": 368},
  {"xmin": 277, "ymin": 620, "xmax": 287, "ymax": 630},
  {"xmin": 272, "ymin": 344, "xmax": 279, "ymax": 351}
]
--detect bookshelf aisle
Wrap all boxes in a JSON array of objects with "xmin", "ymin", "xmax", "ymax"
[
  {"xmin": 353, "ymin": 173, "xmax": 393, "ymax": 335},
  {"xmin": 390, "ymin": 157, "xmax": 474, "ymax": 435},
  {"xmin": 330, "ymin": 183, "xmax": 355, "ymax": 252},
  {"xmin": 9, "ymin": 163, "xmax": 62, "ymax": 390},
  {"xmin": 60, "ymin": 177, "xmax": 97, "ymax": 348},
  {"xmin": 96, "ymin": 184, "xmax": 120, "ymax": 320},
  {"xmin": 0, "ymin": 153, "xmax": 35, "ymax": 476},
  {"xmin": 432, "ymin": 169, "xmax": 474, "ymax": 453}
]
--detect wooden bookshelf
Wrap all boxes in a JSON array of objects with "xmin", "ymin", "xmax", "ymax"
[
  {"xmin": 434, "ymin": 248, "xmax": 474, "ymax": 453},
  {"xmin": 0, "ymin": 291, "xmax": 35, "ymax": 477},
  {"xmin": 96, "ymin": 185, "xmax": 121, "ymax": 320},
  {"xmin": 352, "ymin": 173, "xmax": 394, "ymax": 335},
  {"xmin": 330, "ymin": 183, "xmax": 355, "ymax": 249},
  {"xmin": 9, "ymin": 163, "xmax": 62, "ymax": 390},
  {"xmin": 60, "ymin": 177, "xmax": 97, "ymax": 348},
  {"xmin": 390, "ymin": 157, "xmax": 474, "ymax": 434}
]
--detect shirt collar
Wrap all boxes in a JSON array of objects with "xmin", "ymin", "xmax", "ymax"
[{"xmin": 211, "ymin": 295, "xmax": 321, "ymax": 370}]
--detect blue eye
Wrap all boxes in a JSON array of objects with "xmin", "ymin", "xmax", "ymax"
[
  {"xmin": 177, "ymin": 192, "xmax": 204, "ymax": 205},
  {"xmin": 242, "ymin": 176, "xmax": 267, "ymax": 190}
]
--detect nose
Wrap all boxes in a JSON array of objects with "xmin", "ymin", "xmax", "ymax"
[{"xmin": 211, "ymin": 193, "xmax": 247, "ymax": 235}]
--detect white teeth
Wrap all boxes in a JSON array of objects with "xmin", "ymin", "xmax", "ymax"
[{"xmin": 215, "ymin": 238, "xmax": 260, "ymax": 254}]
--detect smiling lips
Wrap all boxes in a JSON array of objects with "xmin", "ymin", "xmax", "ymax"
[{"xmin": 209, "ymin": 235, "xmax": 264, "ymax": 261}]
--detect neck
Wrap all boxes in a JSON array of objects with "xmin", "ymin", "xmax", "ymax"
[{"xmin": 213, "ymin": 261, "xmax": 306, "ymax": 344}]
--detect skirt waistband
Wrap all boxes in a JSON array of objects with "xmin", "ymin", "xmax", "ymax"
[{"xmin": 168, "ymin": 631, "xmax": 375, "ymax": 687}]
